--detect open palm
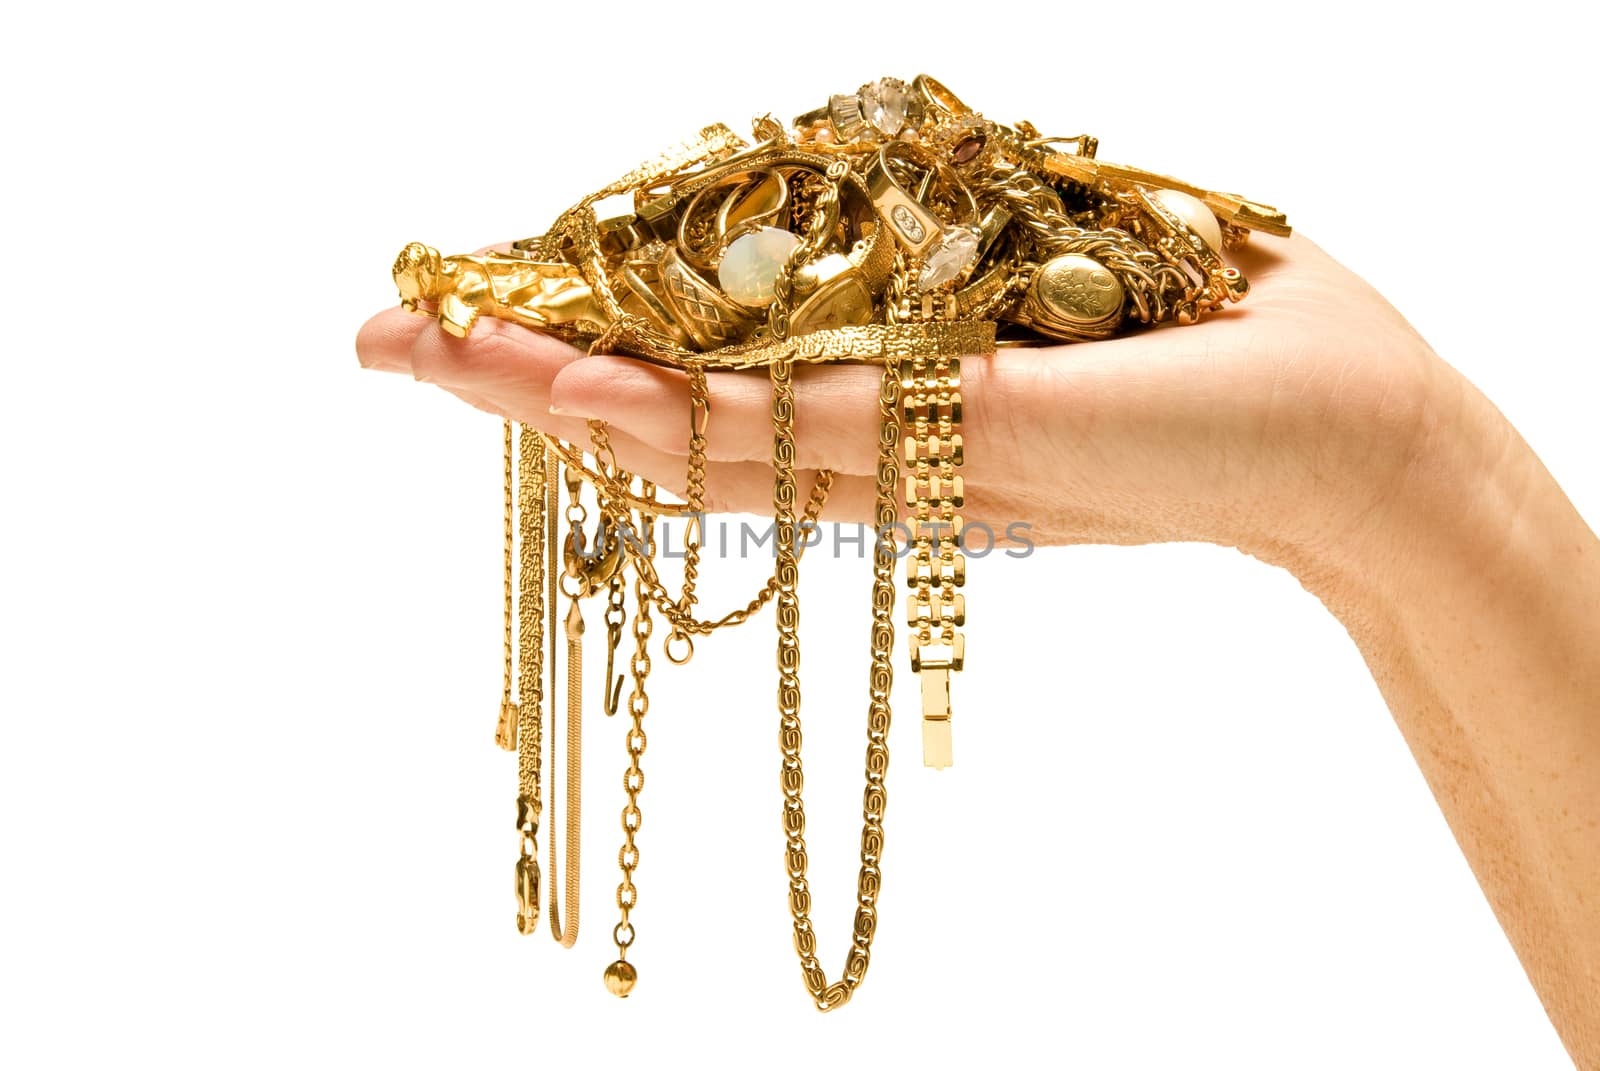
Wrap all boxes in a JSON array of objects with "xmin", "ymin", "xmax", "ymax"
[{"xmin": 357, "ymin": 233, "xmax": 1443, "ymax": 557}]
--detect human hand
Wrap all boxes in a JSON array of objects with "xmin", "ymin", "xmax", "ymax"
[
  {"xmin": 356, "ymin": 234, "xmax": 1600, "ymax": 1063},
  {"xmin": 356, "ymin": 233, "xmax": 1454, "ymax": 567}
]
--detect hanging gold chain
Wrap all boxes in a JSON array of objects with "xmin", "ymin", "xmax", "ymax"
[
  {"xmin": 496, "ymin": 420, "xmax": 519, "ymax": 751},
  {"xmin": 622, "ymin": 471, "xmax": 833, "ymax": 636},
  {"xmin": 665, "ymin": 363, "xmax": 711, "ymax": 661},
  {"xmin": 513, "ymin": 426, "xmax": 548, "ymax": 935},
  {"xmin": 603, "ymin": 485, "xmax": 653, "ymax": 998},
  {"xmin": 769, "ymin": 355, "xmax": 901, "ymax": 1011},
  {"xmin": 588, "ymin": 399, "xmax": 836, "ymax": 639},
  {"xmin": 546, "ymin": 446, "xmax": 583, "ymax": 949},
  {"xmin": 603, "ymin": 574, "xmax": 626, "ymax": 717},
  {"xmin": 680, "ymin": 363, "xmax": 710, "ymax": 615}
]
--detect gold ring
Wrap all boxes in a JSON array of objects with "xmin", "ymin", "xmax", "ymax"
[
  {"xmin": 912, "ymin": 74, "xmax": 970, "ymax": 116},
  {"xmin": 619, "ymin": 255, "xmax": 694, "ymax": 349},
  {"xmin": 863, "ymin": 143, "xmax": 943, "ymax": 257},
  {"xmin": 664, "ymin": 630, "xmax": 694, "ymax": 665},
  {"xmin": 657, "ymin": 247, "xmax": 757, "ymax": 350},
  {"xmin": 677, "ymin": 168, "xmax": 791, "ymax": 271},
  {"xmin": 827, "ymin": 93, "xmax": 868, "ymax": 142}
]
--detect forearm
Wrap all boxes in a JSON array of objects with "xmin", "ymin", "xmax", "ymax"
[{"xmin": 1297, "ymin": 370, "xmax": 1600, "ymax": 1064}]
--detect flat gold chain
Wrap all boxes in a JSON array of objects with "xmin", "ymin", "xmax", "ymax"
[
  {"xmin": 770, "ymin": 355, "xmax": 900, "ymax": 1011},
  {"xmin": 545, "ymin": 446, "xmax": 582, "ymax": 948},
  {"xmin": 513, "ymin": 426, "xmax": 548, "ymax": 934}
]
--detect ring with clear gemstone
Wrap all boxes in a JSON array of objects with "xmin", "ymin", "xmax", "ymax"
[
  {"xmin": 858, "ymin": 77, "xmax": 923, "ymax": 137},
  {"xmin": 919, "ymin": 225, "xmax": 981, "ymax": 289}
]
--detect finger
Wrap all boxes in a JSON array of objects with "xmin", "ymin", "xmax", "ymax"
[
  {"xmin": 354, "ymin": 243, "xmax": 539, "ymax": 373},
  {"xmin": 432, "ymin": 383, "xmax": 604, "ymax": 445},
  {"xmin": 550, "ymin": 355, "xmax": 943, "ymax": 477},
  {"xmin": 356, "ymin": 306, "xmax": 430, "ymax": 373},
  {"xmin": 356, "ymin": 305, "xmax": 861, "ymax": 514},
  {"xmin": 408, "ymin": 315, "xmax": 589, "ymax": 414},
  {"xmin": 372, "ymin": 313, "xmax": 994, "ymax": 501},
  {"xmin": 436, "ymin": 383, "xmax": 873, "ymax": 520}
]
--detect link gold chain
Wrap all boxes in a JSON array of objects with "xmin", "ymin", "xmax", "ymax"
[
  {"xmin": 603, "ymin": 488, "xmax": 653, "ymax": 998},
  {"xmin": 769, "ymin": 355, "xmax": 900, "ymax": 1011}
]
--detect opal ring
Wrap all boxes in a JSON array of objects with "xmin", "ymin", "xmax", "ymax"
[{"xmin": 657, "ymin": 247, "xmax": 757, "ymax": 349}]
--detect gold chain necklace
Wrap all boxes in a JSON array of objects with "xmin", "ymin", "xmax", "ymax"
[{"xmin": 387, "ymin": 73, "xmax": 1289, "ymax": 1010}]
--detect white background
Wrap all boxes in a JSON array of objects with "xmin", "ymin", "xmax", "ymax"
[{"xmin": 2, "ymin": 2, "xmax": 1593, "ymax": 1068}]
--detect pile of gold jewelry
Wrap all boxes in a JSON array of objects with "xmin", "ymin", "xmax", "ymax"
[{"xmin": 388, "ymin": 74, "xmax": 1289, "ymax": 1011}]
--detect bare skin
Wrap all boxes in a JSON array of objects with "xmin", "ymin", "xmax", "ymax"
[{"xmin": 357, "ymin": 233, "xmax": 1600, "ymax": 1064}]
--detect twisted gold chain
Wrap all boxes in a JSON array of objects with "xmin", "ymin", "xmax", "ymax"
[
  {"xmin": 495, "ymin": 421, "xmax": 519, "ymax": 751},
  {"xmin": 502, "ymin": 420, "xmax": 516, "ymax": 716},
  {"xmin": 768, "ymin": 355, "xmax": 901, "ymax": 1011}
]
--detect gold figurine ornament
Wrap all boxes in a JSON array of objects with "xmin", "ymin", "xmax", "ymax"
[
  {"xmin": 386, "ymin": 74, "xmax": 1288, "ymax": 1011},
  {"xmin": 393, "ymin": 242, "xmax": 610, "ymax": 339}
]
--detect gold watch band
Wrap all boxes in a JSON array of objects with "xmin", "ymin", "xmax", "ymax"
[{"xmin": 902, "ymin": 353, "xmax": 965, "ymax": 768}]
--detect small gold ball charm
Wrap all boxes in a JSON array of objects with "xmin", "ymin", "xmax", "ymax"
[{"xmin": 603, "ymin": 959, "xmax": 638, "ymax": 997}]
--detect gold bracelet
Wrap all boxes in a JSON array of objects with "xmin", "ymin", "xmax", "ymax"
[
  {"xmin": 903, "ymin": 351, "xmax": 965, "ymax": 768},
  {"xmin": 383, "ymin": 72, "xmax": 1290, "ymax": 1012}
]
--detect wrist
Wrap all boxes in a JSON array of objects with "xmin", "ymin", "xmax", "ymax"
[{"xmin": 1271, "ymin": 351, "xmax": 1549, "ymax": 631}]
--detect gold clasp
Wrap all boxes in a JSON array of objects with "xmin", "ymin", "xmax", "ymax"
[
  {"xmin": 494, "ymin": 699, "xmax": 518, "ymax": 752},
  {"xmin": 603, "ymin": 636, "xmax": 625, "ymax": 716},
  {"xmin": 911, "ymin": 636, "xmax": 964, "ymax": 769},
  {"xmin": 515, "ymin": 793, "xmax": 541, "ymax": 934},
  {"xmin": 515, "ymin": 853, "xmax": 541, "ymax": 935},
  {"xmin": 603, "ymin": 578, "xmax": 627, "ymax": 717},
  {"xmin": 565, "ymin": 521, "xmax": 627, "ymax": 717},
  {"xmin": 564, "ymin": 521, "xmax": 625, "ymax": 598}
]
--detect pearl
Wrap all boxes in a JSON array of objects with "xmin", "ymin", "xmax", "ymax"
[
  {"xmin": 1151, "ymin": 187, "xmax": 1224, "ymax": 252},
  {"xmin": 718, "ymin": 226, "xmax": 800, "ymax": 308}
]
